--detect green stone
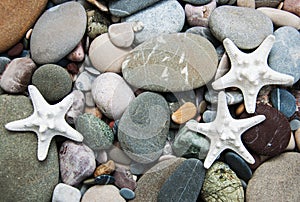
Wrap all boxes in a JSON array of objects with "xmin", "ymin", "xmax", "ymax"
[{"xmin": 0, "ymin": 94, "xmax": 59, "ymax": 202}]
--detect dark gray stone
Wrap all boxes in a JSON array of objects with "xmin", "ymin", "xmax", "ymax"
[
  {"xmin": 255, "ymin": 0, "xmax": 282, "ymax": 8},
  {"xmin": 182, "ymin": 0, "xmax": 212, "ymax": 5},
  {"xmin": 270, "ymin": 88, "xmax": 297, "ymax": 118},
  {"xmin": 0, "ymin": 95, "xmax": 59, "ymax": 202},
  {"xmin": 0, "ymin": 57, "xmax": 10, "ymax": 74},
  {"xmin": 186, "ymin": 26, "xmax": 220, "ymax": 47},
  {"xmin": 95, "ymin": 175, "xmax": 115, "ymax": 185},
  {"xmin": 120, "ymin": 188, "xmax": 135, "ymax": 200}
]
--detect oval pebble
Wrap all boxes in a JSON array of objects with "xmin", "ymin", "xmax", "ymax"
[
  {"xmin": 270, "ymin": 88, "xmax": 297, "ymax": 118},
  {"xmin": 202, "ymin": 110, "xmax": 217, "ymax": 123},
  {"xmin": 108, "ymin": 22, "xmax": 135, "ymax": 48},
  {"xmin": 120, "ymin": 188, "xmax": 135, "ymax": 200},
  {"xmin": 95, "ymin": 175, "xmax": 115, "ymax": 185},
  {"xmin": 75, "ymin": 71, "xmax": 96, "ymax": 92},
  {"xmin": 52, "ymin": 183, "xmax": 81, "ymax": 202},
  {"xmin": 290, "ymin": 119, "xmax": 300, "ymax": 131},
  {"xmin": 81, "ymin": 185, "xmax": 126, "ymax": 202},
  {"xmin": 66, "ymin": 90, "xmax": 85, "ymax": 125}
]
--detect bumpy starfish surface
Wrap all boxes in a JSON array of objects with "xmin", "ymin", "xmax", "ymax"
[
  {"xmin": 212, "ymin": 35, "xmax": 294, "ymax": 113},
  {"xmin": 186, "ymin": 91, "xmax": 265, "ymax": 169},
  {"xmin": 5, "ymin": 85, "xmax": 83, "ymax": 161}
]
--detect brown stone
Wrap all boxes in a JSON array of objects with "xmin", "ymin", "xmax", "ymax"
[
  {"xmin": 237, "ymin": 0, "xmax": 255, "ymax": 8},
  {"xmin": 7, "ymin": 43, "xmax": 24, "ymax": 57},
  {"xmin": 94, "ymin": 160, "xmax": 116, "ymax": 177},
  {"xmin": 0, "ymin": 0, "xmax": 48, "ymax": 53},
  {"xmin": 283, "ymin": 0, "xmax": 300, "ymax": 17},
  {"xmin": 171, "ymin": 102, "xmax": 197, "ymax": 124}
]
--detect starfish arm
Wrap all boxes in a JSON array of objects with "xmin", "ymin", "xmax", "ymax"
[
  {"xmin": 55, "ymin": 93, "xmax": 74, "ymax": 114},
  {"xmin": 5, "ymin": 115, "xmax": 37, "ymax": 132},
  {"xmin": 28, "ymin": 85, "xmax": 50, "ymax": 111},
  {"xmin": 240, "ymin": 87, "xmax": 261, "ymax": 113},
  {"xmin": 223, "ymin": 38, "xmax": 245, "ymax": 64},
  {"xmin": 234, "ymin": 115, "xmax": 266, "ymax": 133},
  {"xmin": 57, "ymin": 122, "xmax": 84, "ymax": 142},
  {"xmin": 186, "ymin": 121, "xmax": 214, "ymax": 136},
  {"xmin": 37, "ymin": 133, "xmax": 54, "ymax": 161},
  {"xmin": 203, "ymin": 141, "xmax": 224, "ymax": 169},
  {"xmin": 264, "ymin": 68, "xmax": 294, "ymax": 86},
  {"xmin": 253, "ymin": 35, "xmax": 275, "ymax": 60},
  {"xmin": 212, "ymin": 72, "xmax": 238, "ymax": 90}
]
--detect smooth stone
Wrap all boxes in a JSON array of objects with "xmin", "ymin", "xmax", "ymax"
[
  {"xmin": 30, "ymin": 2, "xmax": 87, "ymax": 64},
  {"xmin": 67, "ymin": 41, "xmax": 85, "ymax": 62},
  {"xmin": 246, "ymin": 152, "xmax": 300, "ymax": 201},
  {"xmin": 268, "ymin": 26, "xmax": 300, "ymax": 84},
  {"xmin": 89, "ymin": 33, "xmax": 131, "ymax": 73},
  {"xmin": 120, "ymin": 188, "xmax": 135, "ymax": 200},
  {"xmin": 157, "ymin": 158, "xmax": 206, "ymax": 202},
  {"xmin": 224, "ymin": 151, "xmax": 253, "ymax": 182},
  {"xmin": 182, "ymin": 0, "xmax": 212, "ymax": 5},
  {"xmin": 270, "ymin": 88, "xmax": 297, "ymax": 118},
  {"xmin": 113, "ymin": 167, "xmax": 137, "ymax": 190},
  {"xmin": 31, "ymin": 64, "xmax": 72, "ymax": 102},
  {"xmin": 91, "ymin": 72, "xmax": 135, "ymax": 120},
  {"xmin": 75, "ymin": 113, "xmax": 114, "ymax": 151},
  {"xmin": 172, "ymin": 120, "xmax": 210, "ymax": 159},
  {"xmin": 75, "ymin": 71, "xmax": 97, "ymax": 92},
  {"xmin": 95, "ymin": 150, "xmax": 108, "ymax": 164},
  {"xmin": 201, "ymin": 161, "xmax": 244, "ymax": 202},
  {"xmin": 94, "ymin": 160, "xmax": 116, "ymax": 177},
  {"xmin": 131, "ymin": 158, "xmax": 185, "ymax": 202},
  {"xmin": 108, "ymin": 0, "xmax": 162, "ymax": 17},
  {"xmin": 122, "ymin": 33, "xmax": 218, "ymax": 92},
  {"xmin": 290, "ymin": 119, "xmax": 300, "ymax": 131},
  {"xmin": 205, "ymin": 90, "xmax": 244, "ymax": 105},
  {"xmin": 81, "ymin": 185, "xmax": 126, "ymax": 202},
  {"xmin": 0, "ymin": 57, "xmax": 10, "ymax": 74},
  {"xmin": 237, "ymin": 0, "xmax": 255, "ymax": 8},
  {"xmin": 108, "ymin": 145, "xmax": 132, "ymax": 165},
  {"xmin": 59, "ymin": 141, "xmax": 96, "ymax": 186},
  {"xmin": 123, "ymin": 0, "xmax": 185, "ymax": 45},
  {"xmin": 86, "ymin": 9, "xmax": 110, "ymax": 39},
  {"xmin": 241, "ymin": 103, "xmax": 291, "ymax": 157},
  {"xmin": 7, "ymin": 43, "xmax": 24, "ymax": 57},
  {"xmin": 0, "ymin": 0, "xmax": 48, "ymax": 53},
  {"xmin": 0, "ymin": 95, "xmax": 59, "ymax": 201},
  {"xmin": 118, "ymin": 92, "xmax": 170, "ymax": 164},
  {"xmin": 66, "ymin": 90, "xmax": 85, "ymax": 125},
  {"xmin": 185, "ymin": 26, "xmax": 220, "ymax": 47},
  {"xmin": 171, "ymin": 102, "xmax": 197, "ymax": 124},
  {"xmin": 108, "ymin": 22, "xmax": 135, "ymax": 48},
  {"xmin": 209, "ymin": 5, "xmax": 273, "ymax": 49},
  {"xmin": 295, "ymin": 128, "xmax": 300, "ymax": 150},
  {"xmin": 52, "ymin": 183, "xmax": 81, "ymax": 202},
  {"xmin": 202, "ymin": 110, "xmax": 217, "ymax": 123},
  {"xmin": 216, "ymin": 0, "xmax": 237, "ymax": 4},
  {"xmin": 283, "ymin": 0, "xmax": 300, "ymax": 17},
  {"xmin": 255, "ymin": 0, "xmax": 281, "ymax": 8},
  {"xmin": 286, "ymin": 132, "xmax": 296, "ymax": 151},
  {"xmin": 85, "ymin": 92, "xmax": 95, "ymax": 107},
  {"xmin": 95, "ymin": 175, "xmax": 115, "ymax": 185},
  {"xmin": 0, "ymin": 57, "xmax": 37, "ymax": 93}
]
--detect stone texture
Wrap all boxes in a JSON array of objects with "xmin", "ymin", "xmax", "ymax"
[
  {"xmin": 82, "ymin": 185, "xmax": 126, "ymax": 202},
  {"xmin": 66, "ymin": 90, "xmax": 85, "ymax": 125},
  {"xmin": 209, "ymin": 5, "xmax": 273, "ymax": 49},
  {"xmin": 108, "ymin": 22, "xmax": 135, "ymax": 48},
  {"xmin": 30, "ymin": 2, "xmax": 87, "ymax": 64},
  {"xmin": 283, "ymin": 0, "xmax": 300, "ymax": 17},
  {"xmin": 122, "ymin": 33, "xmax": 218, "ymax": 92},
  {"xmin": 255, "ymin": 0, "xmax": 281, "ymax": 8},
  {"xmin": 94, "ymin": 160, "xmax": 116, "ymax": 177},
  {"xmin": 0, "ymin": 95, "xmax": 59, "ymax": 202},
  {"xmin": 86, "ymin": 9, "xmax": 110, "ymax": 39},
  {"xmin": 118, "ymin": 92, "xmax": 170, "ymax": 164},
  {"xmin": 0, "ymin": 0, "xmax": 48, "ymax": 53},
  {"xmin": 113, "ymin": 167, "xmax": 137, "ymax": 191},
  {"xmin": 271, "ymin": 88, "xmax": 297, "ymax": 118},
  {"xmin": 246, "ymin": 152, "xmax": 300, "ymax": 202},
  {"xmin": 185, "ymin": 26, "xmax": 220, "ymax": 47},
  {"xmin": 52, "ymin": 183, "xmax": 81, "ymax": 202},
  {"xmin": 183, "ymin": 0, "xmax": 212, "ymax": 5}
]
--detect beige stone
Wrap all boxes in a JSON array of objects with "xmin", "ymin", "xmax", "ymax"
[
  {"xmin": 236, "ymin": 103, "xmax": 245, "ymax": 116},
  {"xmin": 108, "ymin": 22, "xmax": 135, "ymax": 48},
  {"xmin": 94, "ymin": 160, "xmax": 116, "ymax": 177},
  {"xmin": 295, "ymin": 128, "xmax": 300, "ymax": 150},
  {"xmin": 81, "ymin": 185, "xmax": 125, "ymax": 202},
  {"xmin": 237, "ymin": 0, "xmax": 255, "ymax": 8},
  {"xmin": 285, "ymin": 132, "xmax": 296, "ymax": 151},
  {"xmin": 171, "ymin": 102, "xmax": 197, "ymax": 124}
]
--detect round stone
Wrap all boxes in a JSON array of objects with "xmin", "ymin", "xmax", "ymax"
[
  {"xmin": 118, "ymin": 92, "xmax": 170, "ymax": 164},
  {"xmin": 31, "ymin": 64, "xmax": 72, "ymax": 102},
  {"xmin": 30, "ymin": 2, "xmax": 87, "ymax": 64},
  {"xmin": 270, "ymin": 88, "xmax": 297, "ymax": 118},
  {"xmin": 52, "ymin": 183, "xmax": 81, "ymax": 202},
  {"xmin": 81, "ymin": 185, "xmax": 126, "ymax": 202},
  {"xmin": 208, "ymin": 5, "xmax": 273, "ymax": 49},
  {"xmin": 122, "ymin": 33, "xmax": 218, "ymax": 92},
  {"xmin": 202, "ymin": 110, "xmax": 217, "ymax": 123},
  {"xmin": 120, "ymin": 188, "xmax": 135, "ymax": 200},
  {"xmin": 108, "ymin": 22, "xmax": 135, "ymax": 48}
]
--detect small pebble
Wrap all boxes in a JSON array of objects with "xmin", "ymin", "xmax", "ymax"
[
  {"xmin": 270, "ymin": 88, "xmax": 297, "ymax": 118},
  {"xmin": 290, "ymin": 119, "xmax": 300, "ymax": 131},
  {"xmin": 66, "ymin": 90, "xmax": 85, "ymax": 125},
  {"xmin": 66, "ymin": 63, "xmax": 79, "ymax": 75},
  {"xmin": 108, "ymin": 22, "xmax": 135, "ymax": 48},
  {"xmin": 52, "ymin": 183, "xmax": 81, "ymax": 202},
  {"xmin": 236, "ymin": 103, "xmax": 245, "ymax": 116},
  {"xmin": 95, "ymin": 150, "xmax": 108, "ymax": 164},
  {"xmin": 120, "ymin": 188, "xmax": 136, "ymax": 200},
  {"xmin": 7, "ymin": 43, "xmax": 24, "ymax": 57},
  {"xmin": 94, "ymin": 160, "xmax": 116, "ymax": 177},
  {"xmin": 84, "ymin": 92, "xmax": 95, "ymax": 107},
  {"xmin": 95, "ymin": 175, "xmax": 115, "ymax": 185},
  {"xmin": 81, "ymin": 185, "xmax": 125, "ymax": 202},
  {"xmin": 67, "ymin": 41, "xmax": 85, "ymax": 62},
  {"xmin": 285, "ymin": 132, "xmax": 296, "ymax": 151},
  {"xmin": 113, "ymin": 167, "xmax": 137, "ymax": 190},
  {"xmin": 171, "ymin": 102, "xmax": 197, "ymax": 124},
  {"xmin": 202, "ymin": 110, "xmax": 217, "ymax": 123},
  {"xmin": 75, "ymin": 71, "xmax": 96, "ymax": 92}
]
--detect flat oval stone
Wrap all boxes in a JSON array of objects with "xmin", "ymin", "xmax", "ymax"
[
  {"xmin": 171, "ymin": 102, "xmax": 197, "ymax": 124},
  {"xmin": 82, "ymin": 185, "xmax": 126, "ymax": 202},
  {"xmin": 123, "ymin": 0, "xmax": 185, "ymax": 45},
  {"xmin": 270, "ymin": 88, "xmax": 297, "ymax": 118},
  {"xmin": 157, "ymin": 158, "xmax": 206, "ymax": 202},
  {"xmin": 95, "ymin": 175, "xmax": 115, "ymax": 185},
  {"xmin": 182, "ymin": 0, "xmax": 212, "ymax": 5},
  {"xmin": 202, "ymin": 110, "xmax": 217, "ymax": 123},
  {"xmin": 122, "ymin": 33, "xmax": 218, "ymax": 92},
  {"xmin": 255, "ymin": 0, "xmax": 281, "ymax": 8},
  {"xmin": 268, "ymin": 26, "xmax": 300, "ymax": 84},
  {"xmin": 246, "ymin": 152, "xmax": 300, "ymax": 202},
  {"xmin": 241, "ymin": 103, "xmax": 291, "ymax": 157},
  {"xmin": 209, "ymin": 5, "xmax": 273, "ymax": 49},
  {"xmin": 120, "ymin": 188, "xmax": 135, "ymax": 200},
  {"xmin": 0, "ymin": 0, "xmax": 48, "ymax": 52},
  {"xmin": 108, "ymin": 22, "xmax": 135, "ymax": 48},
  {"xmin": 52, "ymin": 183, "xmax": 81, "ymax": 202},
  {"xmin": 30, "ymin": 2, "xmax": 87, "ymax": 64},
  {"xmin": 118, "ymin": 92, "xmax": 170, "ymax": 164}
]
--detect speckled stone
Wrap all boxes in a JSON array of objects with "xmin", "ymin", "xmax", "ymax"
[
  {"xmin": 52, "ymin": 183, "xmax": 81, "ymax": 202},
  {"xmin": 283, "ymin": 0, "xmax": 300, "ymax": 17},
  {"xmin": 268, "ymin": 26, "xmax": 300, "ymax": 84},
  {"xmin": 31, "ymin": 64, "xmax": 72, "ymax": 102},
  {"xmin": 270, "ymin": 88, "xmax": 297, "ymax": 118},
  {"xmin": 66, "ymin": 90, "xmax": 85, "ymax": 125},
  {"xmin": 208, "ymin": 5, "xmax": 273, "ymax": 49},
  {"xmin": 0, "ymin": 0, "xmax": 48, "ymax": 53},
  {"xmin": 118, "ymin": 92, "xmax": 170, "ymax": 163},
  {"xmin": 87, "ymin": 9, "xmax": 110, "ymax": 39},
  {"xmin": 123, "ymin": 0, "xmax": 185, "ymax": 45},
  {"xmin": 30, "ymin": 2, "xmax": 87, "ymax": 64},
  {"xmin": 81, "ymin": 185, "xmax": 126, "ymax": 202},
  {"xmin": 157, "ymin": 158, "xmax": 206, "ymax": 202},
  {"xmin": 246, "ymin": 152, "xmax": 300, "ymax": 202},
  {"xmin": 201, "ymin": 161, "xmax": 244, "ymax": 202},
  {"xmin": 0, "ymin": 95, "xmax": 59, "ymax": 201},
  {"xmin": 122, "ymin": 33, "xmax": 218, "ymax": 92}
]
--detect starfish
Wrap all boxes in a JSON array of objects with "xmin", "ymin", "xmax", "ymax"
[
  {"xmin": 5, "ymin": 85, "xmax": 84, "ymax": 161},
  {"xmin": 186, "ymin": 91, "xmax": 265, "ymax": 169},
  {"xmin": 212, "ymin": 35, "xmax": 294, "ymax": 113}
]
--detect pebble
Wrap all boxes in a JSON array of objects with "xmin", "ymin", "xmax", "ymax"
[
  {"xmin": 94, "ymin": 175, "xmax": 115, "ymax": 185},
  {"xmin": 185, "ymin": 26, "xmax": 220, "ymax": 47},
  {"xmin": 246, "ymin": 152, "xmax": 300, "ymax": 201},
  {"xmin": 0, "ymin": 0, "xmax": 47, "ymax": 53},
  {"xmin": 118, "ymin": 92, "xmax": 170, "ymax": 164},
  {"xmin": 89, "ymin": 33, "xmax": 132, "ymax": 73},
  {"xmin": 201, "ymin": 161, "xmax": 244, "ymax": 202},
  {"xmin": 255, "ymin": 0, "xmax": 281, "ymax": 8},
  {"xmin": 183, "ymin": 0, "xmax": 212, "ymax": 5},
  {"xmin": 94, "ymin": 160, "xmax": 116, "ymax": 177},
  {"xmin": 205, "ymin": 90, "xmax": 243, "ymax": 105},
  {"xmin": 59, "ymin": 141, "xmax": 96, "ymax": 186},
  {"xmin": 108, "ymin": 145, "xmax": 132, "ymax": 165},
  {"xmin": 86, "ymin": 9, "xmax": 110, "ymax": 39},
  {"xmin": 283, "ymin": 0, "xmax": 300, "ymax": 17},
  {"xmin": 241, "ymin": 103, "xmax": 291, "ymax": 157},
  {"xmin": 75, "ymin": 113, "xmax": 114, "ymax": 151},
  {"xmin": 268, "ymin": 26, "xmax": 300, "ymax": 84},
  {"xmin": 7, "ymin": 43, "xmax": 24, "ymax": 57},
  {"xmin": 66, "ymin": 90, "xmax": 85, "ymax": 125},
  {"xmin": 120, "ymin": 188, "xmax": 135, "ymax": 200},
  {"xmin": 84, "ymin": 107, "xmax": 103, "ymax": 119},
  {"xmin": 81, "ymin": 185, "xmax": 126, "ymax": 202},
  {"xmin": 0, "ymin": 57, "xmax": 37, "ymax": 93},
  {"xmin": 209, "ymin": 5, "xmax": 273, "ymax": 49},
  {"xmin": 123, "ymin": 0, "xmax": 185, "ymax": 45},
  {"xmin": 0, "ymin": 57, "xmax": 10, "ymax": 74},
  {"xmin": 108, "ymin": 22, "xmax": 135, "ymax": 48},
  {"xmin": 270, "ymin": 88, "xmax": 297, "ymax": 118},
  {"xmin": 67, "ymin": 41, "xmax": 85, "ymax": 62},
  {"xmin": 237, "ymin": 0, "xmax": 255, "ymax": 8},
  {"xmin": 84, "ymin": 92, "xmax": 95, "ymax": 107},
  {"xmin": 157, "ymin": 158, "xmax": 206, "ymax": 202},
  {"xmin": 171, "ymin": 102, "xmax": 197, "ymax": 124},
  {"xmin": 31, "ymin": 64, "xmax": 72, "ymax": 102},
  {"xmin": 122, "ymin": 33, "xmax": 218, "ymax": 92},
  {"xmin": 52, "ymin": 183, "xmax": 81, "ymax": 202},
  {"xmin": 95, "ymin": 149, "xmax": 108, "ymax": 164},
  {"xmin": 285, "ymin": 132, "xmax": 296, "ymax": 151},
  {"xmin": 75, "ymin": 71, "xmax": 96, "ymax": 92},
  {"xmin": 202, "ymin": 110, "xmax": 217, "ymax": 123},
  {"xmin": 295, "ymin": 128, "xmax": 300, "ymax": 150},
  {"xmin": 113, "ymin": 167, "xmax": 137, "ymax": 190},
  {"xmin": 91, "ymin": 72, "xmax": 135, "ymax": 120},
  {"xmin": 290, "ymin": 119, "xmax": 300, "ymax": 131}
]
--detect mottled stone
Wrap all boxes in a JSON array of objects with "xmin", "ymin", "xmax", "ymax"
[
  {"xmin": 201, "ymin": 161, "xmax": 244, "ymax": 202},
  {"xmin": 283, "ymin": 0, "xmax": 300, "ymax": 17},
  {"xmin": 30, "ymin": 2, "xmax": 87, "ymax": 64},
  {"xmin": 0, "ymin": 95, "xmax": 59, "ymax": 201},
  {"xmin": 86, "ymin": 9, "xmax": 110, "ymax": 39},
  {"xmin": 94, "ymin": 160, "xmax": 116, "ymax": 177},
  {"xmin": 157, "ymin": 158, "xmax": 206, "ymax": 202},
  {"xmin": 120, "ymin": 188, "xmax": 135, "ymax": 200},
  {"xmin": 246, "ymin": 152, "xmax": 300, "ymax": 202},
  {"xmin": 270, "ymin": 88, "xmax": 297, "ymax": 118},
  {"xmin": 122, "ymin": 33, "xmax": 218, "ymax": 92},
  {"xmin": 67, "ymin": 41, "xmax": 85, "ymax": 62},
  {"xmin": 31, "ymin": 64, "xmax": 72, "ymax": 102},
  {"xmin": 255, "ymin": 0, "xmax": 281, "ymax": 8},
  {"xmin": 118, "ymin": 92, "xmax": 170, "ymax": 164},
  {"xmin": 52, "ymin": 183, "xmax": 81, "ymax": 202},
  {"xmin": 185, "ymin": 26, "xmax": 220, "ymax": 47},
  {"xmin": 209, "ymin": 5, "xmax": 273, "ymax": 49},
  {"xmin": 113, "ymin": 167, "xmax": 137, "ymax": 190},
  {"xmin": 66, "ymin": 90, "xmax": 85, "ymax": 125},
  {"xmin": 81, "ymin": 185, "xmax": 126, "ymax": 202}
]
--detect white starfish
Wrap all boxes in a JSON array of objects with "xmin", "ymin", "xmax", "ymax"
[
  {"xmin": 212, "ymin": 35, "xmax": 294, "ymax": 113},
  {"xmin": 5, "ymin": 85, "xmax": 83, "ymax": 161},
  {"xmin": 186, "ymin": 91, "xmax": 265, "ymax": 169}
]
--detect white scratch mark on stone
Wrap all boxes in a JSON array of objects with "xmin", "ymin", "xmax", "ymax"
[
  {"xmin": 181, "ymin": 65, "xmax": 189, "ymax": 84},
  {"xmin": 162, "ymin": 67, "xmax": 169, "ymax": 80},
  {"xmin": 179, "ymin": 52, "xmax": 185, "ymax": 64}
]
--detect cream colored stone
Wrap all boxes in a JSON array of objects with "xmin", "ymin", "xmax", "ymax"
[
  {"xmin": 81, "ymin": 185, "xmax": 125, "ymax": 202},
  {"xmin": 171, "ymin": 102, "xmax": 197, "ymax": 124},
  {"xmin": 285, "ymin": 132, "xmax": 296, "ymax": 151},
  {"xmin": 295, "ymin": 128, "xmax": 300, "ymax": 150},
  {"xmin": 237, "ymin": 0, "xmax": 255, "ymax": 8},
  {"xmin": 108, "ymin": 22, "xmax": 134, "ymax": 48}
]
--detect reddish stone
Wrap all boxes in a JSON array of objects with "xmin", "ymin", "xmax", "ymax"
[
  {"xmin": 283, "ymin": 0, "xmax": 300, "ymax": 17},
  {"xmin": 7, "ymin": 43, "xmax": 24, "ymax": 57},
  {"xmin": 66, "ymin": 63, "xmax": 79, "ymax": 75}
]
